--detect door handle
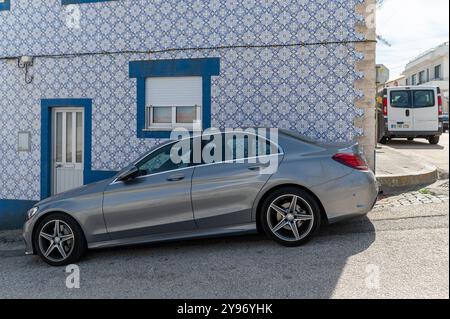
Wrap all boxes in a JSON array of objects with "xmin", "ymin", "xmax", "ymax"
[
  {"xmin": 406, "ymin": 110, "xmax": 410, "ymax": 117},
  {"xmin": 248, "ymin": 165, "xmax": 268, "ymax": 171},
  {"xmin": 167, "ymin": 174, "xmax": 185, "ymax": 182}
]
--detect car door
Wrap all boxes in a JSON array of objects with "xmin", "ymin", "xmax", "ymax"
[
  {"xmin": 388, "ymin": 89, "xmax": 414, "ymax": 131},
  {"xmin": 191, "ymin": 133, "xmax": 281, "ymax": 229},
  {"xmin": 103, "ymin": 142, "xmax": 196, "ymax": 240},
  {"xmin": 412, "ymin": 89, "xmax": 439, "ymax": 131}
]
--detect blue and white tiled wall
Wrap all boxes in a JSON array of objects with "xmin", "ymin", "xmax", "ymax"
[
  {"xmin": 1, "ymin": 0, "xmax": 369, "ymax": 202},
  {"xmin": 0, "ymin": 0, "xmax": 366, "ymax": 57}
]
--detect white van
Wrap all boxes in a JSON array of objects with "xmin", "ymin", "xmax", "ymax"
[{"xmin": 377, "ymin": 86, "xmax": 444, "ymax": 144}]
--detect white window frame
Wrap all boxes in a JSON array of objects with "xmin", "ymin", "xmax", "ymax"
[{"xmin": 145, "ymin": 105, "xmax": 202, "ymax": 131}]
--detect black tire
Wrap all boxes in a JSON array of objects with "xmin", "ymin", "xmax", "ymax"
[
  {"xmin": 407, "ymin": 137, "xmax": 414, "ymax": 141},
  {"xmin": 33, "ymin": 213, "xmax": 87, "ymax": 266},
  {"xmin": 428, "ymin": 136, "xmax": 440, "ymax": 145},
  {"xmin": 260, "ymin": 187, "xmax": 321, "ymax": 247},
  {"xmin": 379, "ymin": 137, "xmax": 388, "ymax": 145}
]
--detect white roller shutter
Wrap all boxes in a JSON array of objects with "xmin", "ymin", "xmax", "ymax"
[{"xmin": 146, "ymin": 77, "xmax": 203, "ymax": 107}]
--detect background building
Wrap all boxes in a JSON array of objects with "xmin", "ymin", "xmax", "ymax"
[
  {"xmin": 384, "ymin": 75, "xmax": 406, "ymax": 88},
  {"xmin": 0, "ymin": 0, "xmax": 377, "ymax": 228},
  {"xmin": 403, "ymin": 42, "xmax": 449, "ymax": 112},
  {"xmin": 376, "ymin": 64, "xmax": 390, "ymax": 92}
]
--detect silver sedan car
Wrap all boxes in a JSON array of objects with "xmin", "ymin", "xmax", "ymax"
[{"xmin": 23, "ymin": 130, "xmax": 378, "ymax": 266}]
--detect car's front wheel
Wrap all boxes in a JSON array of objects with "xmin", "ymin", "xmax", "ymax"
[
  {"xmin": 33, "ymin": 213, "xmax": 87, "ymax": 266},
  {"xmin": 260, "ymin": 188, "xmax": 321, "ymax": 247}
]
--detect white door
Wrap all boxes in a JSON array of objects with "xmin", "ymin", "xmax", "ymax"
[
  {"xmin": 52, "ymin": 108, "xmax": 84, "ymax": 195},
  {"xmin": 412, "ymin": 89, "xmax": 439, "ymax": 131},
  {"xmin": 387, "ymin": 89, "xmax": 414, "ymax": 131}
]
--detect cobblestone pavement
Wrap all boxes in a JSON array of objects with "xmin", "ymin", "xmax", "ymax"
[{"xmin": 375, "ymin": 189, "xmax": 449, "ymax": 209}]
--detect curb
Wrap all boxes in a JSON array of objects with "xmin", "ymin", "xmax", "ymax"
[
  {"xmin": 376, "ymin": 164, "xmax": 439, "ymax": 192},
  {"xmin": 0, "ymin": 229, "xmax": 23, "ymax": 244}
]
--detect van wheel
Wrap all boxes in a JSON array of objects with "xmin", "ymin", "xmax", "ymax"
[
  {"xmin": 428, "ymin": 136, "xmax": 440, "ymax": 145},
  {"xmin": 379, "ymin": 137, "xmax": 388, "ymax": 145},
  {"xmin": 407, "ymin": 137, "xmax": 414, "ymax": 141}
]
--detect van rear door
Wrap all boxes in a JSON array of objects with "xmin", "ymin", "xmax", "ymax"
[
  {"xmin": 412, "ymin": 89, "xmax": 439, "ymax": 131},
  {"xmin": 387, "ymin": 89, "xmax": 413, "ymax": 131}
]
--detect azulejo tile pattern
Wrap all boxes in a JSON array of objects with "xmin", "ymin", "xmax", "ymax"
[
  {"xmin": 0, "ymin": 0, "xmax": 365, "ymax": 58},
  {"xmin": 0, "ymin": 0, "xmax": 368, "ymax": 201}
]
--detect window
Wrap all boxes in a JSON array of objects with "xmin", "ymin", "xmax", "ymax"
[
  {"xmin": 61, "ymin": 0, "xmax": 117, "ymax": 4},
  {"xmin": 411, "ymin": 74, "xmax": 417, "ymax": 85},
  {"xmin": 129, "ymin": 58, "xmax": 220, "ymax": 139},
  {"xmin": 413, "ymin": 90, "xmax": 435, "ymax": 108},
  {"xmin": 418, "ymin": 71, "xmax": 425, "ymax": 84},
  {"xmin": 202, "ymin": 132, "xmax": 281, "ymax": 163},
  {"xmin": 405, "ymin": 78, "xmax": 409, "ymax": 86},
  {"xmin": 390, "ymin": 91, "xmax": 411, "ymax": 108},
  {"xmin": 0, "ymin": 0, "xmax": 10, "ymax": 11},
  {"xmin": 145, "ymin": 77, "xmax": 202, "ymax": 130},
  {"xmin": 137, "ymin": 142, "xmax": 192, "ymax": 176},
  {"xmin": 390, "ymin": 90, "xmax": 436, "ymax": 109},
  {"xmin": 434, "ymin": 65, "xmax": 442, "ymax": 80},
  {"xmin": 224, "ymin": 133, "xmax": 280, "ymax": 160}
]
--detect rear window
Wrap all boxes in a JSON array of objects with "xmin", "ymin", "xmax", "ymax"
[
  {"xmin": 390, "ymin": 90, "xmax": 436, "ymax": 108},
  {"xmin": 390, "ymin": 91, "xmax": 410, "ymax": 108},
  {"xmin": 413, "ymin": 90, "xmax": 435, "ymax": 108}
]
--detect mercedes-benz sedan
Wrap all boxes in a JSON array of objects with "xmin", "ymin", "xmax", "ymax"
[{"xmin": 23, "ymin": 130, "xmax": 378, "ymax": 266}]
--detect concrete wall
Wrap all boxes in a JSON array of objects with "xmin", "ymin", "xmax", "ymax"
[{"xmin": 356, "ymin": 0, "xmax": 377, "ymax": 170}]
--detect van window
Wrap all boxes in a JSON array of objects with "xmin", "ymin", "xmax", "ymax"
[
  {"xmin": 390, "ymin": 91, "xmax": 411, "ymax": 108},
  {"xmin": 413, "ymin": 90, "xmax": 435, "ymax": 108}
]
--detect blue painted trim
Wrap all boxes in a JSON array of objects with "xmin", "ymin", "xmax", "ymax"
[
  {"xmin": 41, "ymin": 99, "xmax": 118, "ymax": 200},
  {"xmin": 129, "ymin": 58, "xmax": 221, "ymax": 78},
  {"xmin": 0, "ymin": 0, "xmax": 10, "ymax": 11},
  {"xmin": 61, "ymin": 0, "xmax": 117, "ymax": 5},
  {"xmin": 129, "ymin": 58, "xmax": 220, "ymax": 138},
  {"xmin": 0, "ymin": 199, "xmax": 37, "ymax": 230}
]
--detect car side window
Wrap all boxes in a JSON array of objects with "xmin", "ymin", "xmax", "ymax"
[
  {"xmin": 390, "ymin": 91, "xmax": 411, "ymax": 108},
  {"xmin": 224, "ymin": 133, "xmax": 280, "ymax": 161},
  {"xmin": 225, "ymin": 134, "xmax": 249, "ymax": 160},
  {"xmin": 137, "ymin": 143, "xmax": 192, "ymax": 176}
]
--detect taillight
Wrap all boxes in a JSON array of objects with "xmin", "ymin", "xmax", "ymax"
[
  {"xmin": 382, "ymin": 97, "xmax": 388, "ymax": 116},
  {"xmin": 333, "ymin": 153, "xmax": 369, "ymax": 171},
  {"xmin": 438, "ymin": 95, "xmax": 443, "ymax": 115}
]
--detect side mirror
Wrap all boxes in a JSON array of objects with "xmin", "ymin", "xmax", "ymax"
[{"xmin": 117, "ymin": 166, "xmax": 140, "ymax": 182}]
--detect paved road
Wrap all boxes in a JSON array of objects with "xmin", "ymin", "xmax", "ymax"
[
  {"xmin": 386, "ymin": 133, "xmax": 449, "ymax": 177},
  {"xmin": 0, "ymin": 200, "xmax": 448, "ymax": 299}
]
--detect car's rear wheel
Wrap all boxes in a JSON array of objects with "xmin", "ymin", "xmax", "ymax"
[
  {"xmin": 260, "ymin": 188, "xmax": 321, "ymax": 247},
  {"xmin": 407, "ymin": 137, "xmax": 414, "ymax": 141},
  {"xmin": 428, "ymin": 136, "xmax": 440, "ymax": 145},
  {"xmin": 34, "ymin": 213, "xmax": 87, "ymax": 266}
]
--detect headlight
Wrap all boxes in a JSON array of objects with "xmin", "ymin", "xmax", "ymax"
[{"xmin": 27, "ymin": 207, "xmax": 39, "ymax": 220}]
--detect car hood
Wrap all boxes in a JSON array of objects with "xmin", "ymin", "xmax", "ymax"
[{"xmin": 38, "ymin": 178, "xmax": 113, "ymax": 206}]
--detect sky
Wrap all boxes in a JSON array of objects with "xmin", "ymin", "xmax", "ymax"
[{"xmin": 376, "ymin": 0, "xmax": 449, "ymax": 79}]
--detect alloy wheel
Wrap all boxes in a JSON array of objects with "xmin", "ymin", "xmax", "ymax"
[
  {"xmin": 266, "ymin": 194, "xmax": 314, "ymax": 242},
  {"xmin": 38, "ymin": 220, "xmax": 75, "ymax": 263}
]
